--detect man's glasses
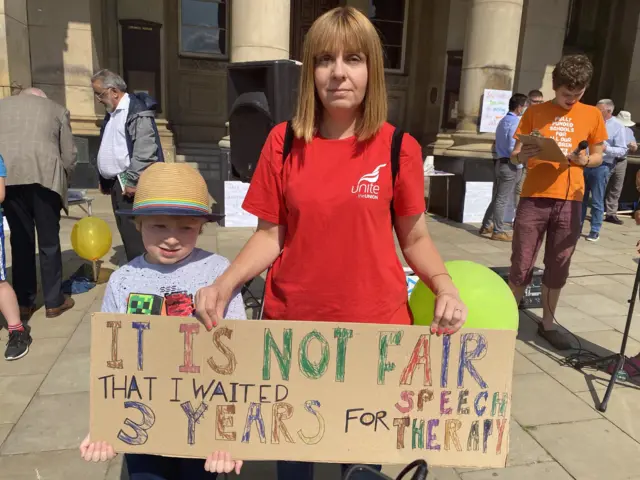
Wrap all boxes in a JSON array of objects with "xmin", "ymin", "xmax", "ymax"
[{"xmin": 94, "ymin": 88, "xmax": 111, "ymax": 99}]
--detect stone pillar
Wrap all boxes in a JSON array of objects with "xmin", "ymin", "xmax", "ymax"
[
  {"xmin": 0, "ymin": 0, "xmax": 31, "ymax": 98},
  {"xmin": 513, "ymin": 0, "xmax": 570, "ymax": 100},
  {"xmin": 456, "ymin": 0, "xmax": 524, "ymax": 132},
  {"xmin": 230, "ymin": 0, "xmax": 291, "ymax": 62}
]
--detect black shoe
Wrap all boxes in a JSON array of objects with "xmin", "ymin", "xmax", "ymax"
[
  {"xmin": 605, "ymin": 215, "xmax": 624, "ymax": 225},
  {"xmin": 5, "ymin": 328, "xmax": 32, "ymax": 361}
]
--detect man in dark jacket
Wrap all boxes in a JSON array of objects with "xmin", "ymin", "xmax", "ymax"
[{"xmin": 91, "ymin": 69, "xmax": 164, "ymax": 262}]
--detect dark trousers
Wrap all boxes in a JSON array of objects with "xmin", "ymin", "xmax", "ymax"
[
  {"xmin": 3, "ymin": 184, "xmax": 64, "ymax": 309},
  {"xmin": 103, "ymin": 178, "xmax": 145, "ymax": 262},
  {"xmin": 125, "ymin": 454, "xmax": 217, "ymax": 480},
  {"xmin": 277, "ymin": 461, "xmax": 382, "ymax": 480}
]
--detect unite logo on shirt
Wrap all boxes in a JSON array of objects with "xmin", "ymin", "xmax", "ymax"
[{"xmin": 351, "ymin": 164, "xmax": 387, "ymax": 200}]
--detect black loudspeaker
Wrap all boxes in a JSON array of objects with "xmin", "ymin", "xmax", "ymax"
[{"xmin": 227, "ymin": 59, "xmax": 301, "ymax": 182}]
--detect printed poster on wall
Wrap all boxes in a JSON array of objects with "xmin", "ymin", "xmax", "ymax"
[
  {"xmin": 90, "ymin": 313, "xmax": 516, "ymax": 469},
  {"xmin": 479, "ymin": 89, "xmax": 512, "ymax": 134}
]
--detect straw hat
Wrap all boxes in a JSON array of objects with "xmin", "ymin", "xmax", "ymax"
[
  {"xmin": 616, "ymin": 110, "xmax": 636, "ymax": 127},
  {"xmin": 117, "ymin": 163, "xmax": 223, "ymax": 221}
]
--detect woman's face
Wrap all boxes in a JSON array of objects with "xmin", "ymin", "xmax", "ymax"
[{"xmin": 314, "ymin": 50, "xmax": 368, "ymax": 115}]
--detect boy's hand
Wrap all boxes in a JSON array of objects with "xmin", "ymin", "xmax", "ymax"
[
  {"xmin": 79, "ymin": 434, "xmax": 116, "ymax": 462},
  {"xmin": 205, "ymin": 451, "xmax": 243, "ymax": 474},
  {"xmin": 195, "ymin": 281, "xmax": 233, "ymax": 331}
]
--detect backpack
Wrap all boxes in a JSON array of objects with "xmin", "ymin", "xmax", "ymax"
[{"xmin": 280, "ymin": 120, "xmax": 404, "ymax": 224}]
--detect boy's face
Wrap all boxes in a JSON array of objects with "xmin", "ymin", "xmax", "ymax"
[
  {"xmin": 554, "ymin": 85, "xmax": 586, "ymax": 110},
  {"xmin": 138, "ymin": 216, "xmax": 206, "ymax": 265}
]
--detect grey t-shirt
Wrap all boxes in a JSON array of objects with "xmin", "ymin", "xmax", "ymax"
[{"xmin": 101, "ymin": 248, "xmax": 246, "ymax": 320}]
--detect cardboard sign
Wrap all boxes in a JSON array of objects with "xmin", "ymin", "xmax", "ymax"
[{"xmin": 90, "ymin": 314, "xmax": 515, "ymax": 469}]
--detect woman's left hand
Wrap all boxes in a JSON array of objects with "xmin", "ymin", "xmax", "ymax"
[
  {"xmin": 204, "ymin": 451, "xmax": 243, "ymax": 475},
  {"xmin": 432, "ymin": 290, "xmax": 468, "ymax": 335}
]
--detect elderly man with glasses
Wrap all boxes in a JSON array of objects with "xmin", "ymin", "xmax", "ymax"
[{"xmin": 91, "ymin": 69, "xmax": 164, "ymax": 262}]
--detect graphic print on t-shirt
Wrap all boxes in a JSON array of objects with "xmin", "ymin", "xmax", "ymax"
[
  {"xmin": 126, "ymin": 289, "xmax": 195, "ymax": 317},
  {"xmin": 351, "ymin": 163, "xmax": 387, "ymax": 200},
  {"xmin": 547, "ymin": 115, "xmax": 575, "ymax": 155}
]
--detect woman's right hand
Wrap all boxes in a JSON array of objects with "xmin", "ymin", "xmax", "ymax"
[
  {"xmin": 79, "ymin": 434, "xmax": 116, "ymax": 462},
  {"xmin": 195, "ymin": 280, "xmax": 234, "ymax": 331}
]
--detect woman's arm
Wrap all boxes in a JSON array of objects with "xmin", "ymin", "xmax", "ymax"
[
  {"xmin": 0, "ymin": 177, "xmax": 5, "ymax": 203},
  {"xmin": 395, "ymin": 213, "xmax": 468, "ymax": 334},
  {"xmin": 195, "ymin": 219, "xmax": 284, "ymax": 329}
]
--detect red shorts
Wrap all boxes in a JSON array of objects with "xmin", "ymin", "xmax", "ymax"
[{"xmin": 509, "ymin": 197, "xmax": 582, "ymax": 289}]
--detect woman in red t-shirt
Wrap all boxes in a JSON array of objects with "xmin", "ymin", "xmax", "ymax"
[{"xmin": 196, "ymin": 6, "xmax": 467, "ymax": 478}]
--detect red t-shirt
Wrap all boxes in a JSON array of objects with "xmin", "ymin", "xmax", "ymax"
[{"xmin": 242, "ymin": 122, "xmax": 426, "ymax": 324}]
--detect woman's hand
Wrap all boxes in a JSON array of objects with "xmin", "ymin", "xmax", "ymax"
[
  {"xmin": 432, "ymin": 290, "xmax": 468, "ymax": 336},
  {"xmin": 204, "ymin": 451, "xmax": 243, "ymax": 475},
  {"xmin": 79, "ymin": 434, "xmax": 116, "ymax": 462},
  {"xmin": 195, "ymin": 280, "xmax": 234, "ymax": 331}
]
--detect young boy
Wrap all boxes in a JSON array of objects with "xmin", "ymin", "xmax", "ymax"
[
  {"xmin": 509, "ymin": 54, "xmax": 608, "ymax": 350},
  {"xmin": 80, "ymin": 163, "xmax": 246, "ymax": 478},
  {"xmin": 0, "ymin": 154, "xmax": 33, "ymax": 361}
]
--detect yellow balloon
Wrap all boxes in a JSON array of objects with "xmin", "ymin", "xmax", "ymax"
[{"xmin": 71, "ymin": 217, "xmax": 113, "ymax": 261}]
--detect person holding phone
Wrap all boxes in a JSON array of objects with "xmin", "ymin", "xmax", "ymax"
[{"xmin": 509, "ymin": 55, "xmax": 607, "ymax": 351}]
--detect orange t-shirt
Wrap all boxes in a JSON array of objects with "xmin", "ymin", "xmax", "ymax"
[{"xmin": 515, "ymin": 101, "xmax": 608, "ymax": 201}]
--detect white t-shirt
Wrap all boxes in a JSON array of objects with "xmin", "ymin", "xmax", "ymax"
[{"xmin": 101, "ymin": 248, "xmax": 247, "ymax": 320}]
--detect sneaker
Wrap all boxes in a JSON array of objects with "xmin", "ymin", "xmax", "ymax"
[
  {"xmin": 605, "ymin": 215, "xmax": 624, "ymax": 225},
  {"xmin": 5, "ymin": 328, "xmax": 32, "ymax": 361},
  {"xmin": 491, "ymin": 232, "xmax": 512, "ymax": 242},
  {"xmin": 586, "ymin": 232, "xmax": 600, "ymax": 242},
  {"xmin": 479, "ymin": 225, "xmax": 493, "ymax": 236}
]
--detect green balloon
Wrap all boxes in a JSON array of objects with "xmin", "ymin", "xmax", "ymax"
[{"xmin": 409, "ymin": 260, "xmax": 519, "ymax": 330}]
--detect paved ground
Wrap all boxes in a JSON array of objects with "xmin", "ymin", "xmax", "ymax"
[{"xmin": 1, "ymin": 192, "xmax": 640, "ymax": 479}]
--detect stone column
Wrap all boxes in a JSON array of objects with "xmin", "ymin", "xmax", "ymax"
[
  {"xmin": 0, "ymin": 0, "xmax": 31, "ymax": 98},
  {"xmin": 513, "ymin": 0, "xmax": 570, "ymax": 100},
  {"xmin": 456, "ymin": 0, "xmax": 524, "ymax": 132},
  {"xmin": 230, "ymin": 0, "xmax": 291, "ymax": 62}
]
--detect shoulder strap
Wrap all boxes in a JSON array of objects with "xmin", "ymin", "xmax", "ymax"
[
  {"xmin": 390, "ymin": 127, "xmax": 404, "ymax": 225},
  {"xmin": 282, "ymin": 120, "xmax": 295, "ymax": 164}
]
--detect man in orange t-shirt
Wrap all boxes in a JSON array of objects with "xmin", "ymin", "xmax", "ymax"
[{"xmin": 509, "ymin": 55, "xmax": 608, "ymax": 350}]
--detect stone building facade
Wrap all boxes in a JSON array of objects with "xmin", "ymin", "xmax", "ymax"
[{"xmin": 0, "ymin": 0, "xmax": 639, "ymax": 187}]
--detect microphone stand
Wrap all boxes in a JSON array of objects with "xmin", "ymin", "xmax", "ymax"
[{"xmin": 573, "ymin": 258, "xmax": 640, "ymax": 412}]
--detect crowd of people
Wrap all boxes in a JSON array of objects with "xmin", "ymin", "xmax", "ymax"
[{"xmin": 481, "ymin": 55, "xmax": 638, "ymax": 351}]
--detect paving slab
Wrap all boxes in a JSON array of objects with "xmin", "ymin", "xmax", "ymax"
[
  {"xmin": 39, "ymin": 352, "xmax": 90, "ymax": 395},
  {"xmin": 576, "ymin": 385, "xmax": 640, "ymax": 443},
  {"xmin": 0, "ymin": 374, "xmax": 45, "ymax": 424},
  {"xmin": 1, "ymin": 392, "xmax": 89, "ymax": 455},
  {"xmin": 0, "ymin": 449, "xmax": 110, "ymax": 480},
  {"xmin": 510, "ymin": 373, "xmax": 601, "ymax": 426},
  {"xmin": 0, "ymin": 425, "xmax": 13, "ymax": 450},
  {"xmin": 512, "ymin": 352, "xmax": 543, "ymax": 375},
  {"xmin": 458, "ymin": 462, "xmax": 572, "ymax": 480},
  {"xmin": 529, "ymin": 418, "xmax": 640, "ymax": 480},
  {"xmin": 0, "ymin": 338, "xmax": 67, "ymax": 376}
]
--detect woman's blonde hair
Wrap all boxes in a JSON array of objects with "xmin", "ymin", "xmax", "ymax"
[{"xmin": 291, "ymin": 6, "xmax": 387, "ymax": 143}]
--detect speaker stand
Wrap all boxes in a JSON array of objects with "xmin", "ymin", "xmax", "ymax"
[{"xmin": 573, "ymin": 259, "xmax": 640, "ymax": 412}]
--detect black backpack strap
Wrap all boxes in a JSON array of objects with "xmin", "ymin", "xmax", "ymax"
[
  {"xmin": 390, "ymin": 127, "xmax": 404, "ymax": 225},
  {"xmin": 282, "ymin": 120, "xmax": 295, "ymax": 164}
]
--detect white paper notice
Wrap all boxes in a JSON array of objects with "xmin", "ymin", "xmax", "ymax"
[
  {"xmin": 463, "ymin": 181, "xmax": 516, "ymax": 224},
  {"xmin": 224, "ymin": 181, "xmax": 258, "ymax": 228},
  {"xmin": 479, "ymin": 89, "xmax": 512, "ymax": 133},
  {"xmin": 463, "ymin": 182, "xmax": 493, "ymax": 223}
]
